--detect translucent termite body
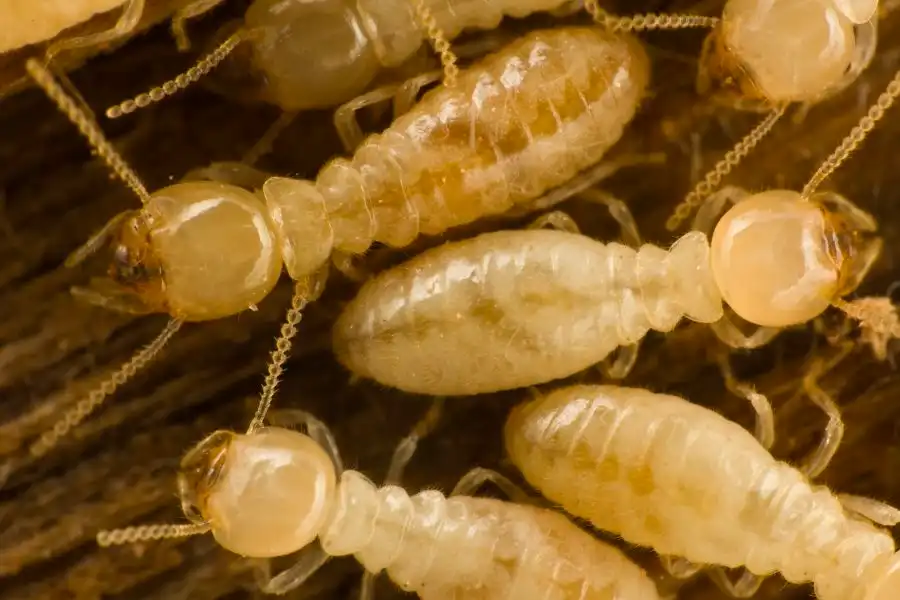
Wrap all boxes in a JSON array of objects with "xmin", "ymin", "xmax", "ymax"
[
  {"xmin": 698, "ymin": 0, "xmax": 877, "ymax": 108},
  {"xmin": 100, "ymin": 423, "xmax": 663, "ymax": 599},
  {"xmin": 1, "ymin": 0, "xmax": 129, "ymax": 53},
  {"xmin": 332, "ymin": 188, "xmax": 880, "ymax": 396},
  {"xmin": 91, "ymin": 27, "xmax": 649, "ymax": 322},
  {"xmin": 505, "ymin": 384, "xmax": 900, "ymax": 600}
]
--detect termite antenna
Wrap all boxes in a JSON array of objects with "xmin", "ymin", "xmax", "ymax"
[
  {"xmin": 802, "ymin": 68, "xmax": 900, "ymax": 198},
  {"xmin": 247, "ymin": 271, "xmax": 328, "ymax": 434},
  {"xmin": 410, "ymin": 0, "xmax": 460, "ymax": 87},
  {"xmin": 44, "ymin": 0, "xmax": 145, "ymax": 64},
  {"xmin": 105, "ymin": 31, "xmax": 244, "ymax": 119},
  {"xmin": 28, "ymin": 319, "xmax": 183, "ymax": 461},
  {"xmin": 666, "ymin": 104, "xmax": 788, "ymax": 231},
  {"xmin": 24, "ymin": 58, "xmax": 151, "ymax": 205},
  {"xmin": 584, "ymin": 1, "xmax": 720, "ymax": 31},
  {"xmin": 171, "ymin": 0, "xmax": 227, "ymax": 51},
  {"xmin": 97, "ymin": 522, "xmax": 211, "ymax": 547}
]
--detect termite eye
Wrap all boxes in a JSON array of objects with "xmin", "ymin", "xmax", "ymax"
[
  {"xmin": 711, "ymin": 190, "xmax": 841, "ymax": 327},
  {"xmin": 201, "ymin": 427, "xmax": 337, "ymax": 558}
]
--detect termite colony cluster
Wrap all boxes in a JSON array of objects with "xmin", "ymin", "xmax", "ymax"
[{"xmin": 4, "ymin": 0, "xmax": 900, "ymax": 598}]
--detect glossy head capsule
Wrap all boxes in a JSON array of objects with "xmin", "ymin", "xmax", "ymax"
[
  {"xmin": 178, "ymin": 427, "xmax": 337, "ymax": 558},
  {"xmin": 107, "ymin": 182, "xmax": 283, "ymax": 321},
  {"xmin": 710, "ymin": 190, "xmax": 879, "ymax": 327}
]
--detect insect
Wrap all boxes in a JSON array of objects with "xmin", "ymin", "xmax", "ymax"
[
  {"xmin": 504, "ymin": 383, "xmax": 900, "ymax": 600},
  {"xmin": 102, "ymin": 0, "xmax": 588, "ymax": 120},
  {"xmin": 332, "ymin": 65, "xmax": 900, "ymax": 399},
  {"xmin": 95, "ymin": 399, "xmax": 664, "ymax": 599},
  {"xmin": 5, "ymin": 26, "xmax": 651, "ymax": 484}
]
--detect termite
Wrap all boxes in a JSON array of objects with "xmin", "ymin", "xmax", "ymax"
[
  {"xmin": 101, "ymin": 0, "xmax": 584, "ymax": 127},
  {"xmin": 94, "ymin": 382, "xmax": 663, "ymax": 599},
  {"xmin": 505, "ymin": 383, "xmax": 900, "ymax": 600},
  {"xmin": 7, "ymin": 25, "xmax": 652, "ymax": 483},
  {"xmin": 332, "ymin": 66, "xmax": 900, "ymax": 439}
]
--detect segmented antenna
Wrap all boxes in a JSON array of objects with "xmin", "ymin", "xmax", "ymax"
[
  {"xmin": 25, "ymin": 59, "xmax": 151, "ymax": 204},
  {"xmin": 802, "ymin": 69, "xmax": 900, "ymax": 198},
  {"xmin": 28, "ymin": 319, "xmax": 183, "ymax": 460},
  {"xmin": 666, "ymin": 105, "xmax": 788, "ymax": 231},
  {"xmin": 247, "ymin": 272, "xmax": 328, "ymax": 434},
  {"xmin": 97, "ymin": 522, "xmax": 210, "ymax": 546},
  {"xmin": 584, "ymin": 1, "xmax": 720, "ymax": 31},
  {"xmin": 410, "ymin": 0, "xmax": 459, "ymax": 87},
  {"xmin": 106, "ymin": 32, "xmax": 244, "ymax": 119}
]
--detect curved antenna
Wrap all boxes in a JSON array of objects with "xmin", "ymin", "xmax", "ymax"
[
  {"xmin": 24, "ymin": 58, "xmax": 151, "ymax": 205},
  {"xmin": 97, "ymin": 522, "xmax": 210, "ymax": 547},
  {"xmin": 666, "ymin": 104, "xmax": 788, "ymax": 231},
  {"xmin": 410, "ymin": 0, "xmax": 459, "ymax": 87},
  {"xmin": 28, "ymin": 319, "xmax": 183, "ymax": 460},
  {"xmin": 171, "ymin": 0, "xmax": 228, "ymax": 51},
  {"xmin": 802, "ymin": 68, "xmax": 900, "ymax": 198},
  {"xmin": 584, "ymin": 1, "xmax": 720, "ymax": 31},
  {"xmin": 247, "ymin": 270, "xmax": 329, "ymax": 434},
  {"xmin": 44, "ymin": 0, "xmax": 146, "ymax": 63},
  {"xmin": 106, "ymin": 32, "xmax": 244, "ymax": 119}
]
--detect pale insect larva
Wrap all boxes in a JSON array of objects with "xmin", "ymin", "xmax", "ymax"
[
  {"xmin": 94, "ymin": 401, "xmax": 662, "ymax": 599},
  {"xmin": 103, "ymin": 0, "xmax": 588, "ymax": 118},
  {"xmin": 332, "ymin": 65, "xmax": 900, "ymax": 399},
  {"xmin": 505, "ymin": 384, "xmax": 900, "ymax": 600},
  {"xmin": 1, "ymin": 0, "xmax": 136, "ymax": 54},
  {"xmin": 7, "ymin": 26, "xmax": 649, "ymax": 484}
]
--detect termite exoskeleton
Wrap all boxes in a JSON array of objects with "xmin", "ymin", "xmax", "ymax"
[
  {"xmin": 6, "ymin": 26, "xmax": 652, "ymax": 484},
  {"xmin": 505, "ymin": 383, "xmax": 900, "ymax": 600},
  {"xmin": 333, "ymin": 66, "xmax": 900, "ymax": 454},
  {"xmin": 94, "ymin": 387, "xmax": 663, "ymax": 599}
]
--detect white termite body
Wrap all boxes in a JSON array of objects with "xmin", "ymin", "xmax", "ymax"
[
  {"xmin": 505, "ymin": 385, "xmax": 900, "ymax": 600},
  {"xmin": 333, "ymin": 228, "xmax": 722, "ymax": 395}
]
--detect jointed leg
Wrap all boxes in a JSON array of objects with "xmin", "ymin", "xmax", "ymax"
[
  {"xmin": 45, "ymin": 0, "xmax": 145, "ymax": 63},
  {"xmin": 331, "ymin": 251, "xmax": 370, "ymax": 283},
  {"xmin": 659, "ymin": 555, "xmax": 704, "ymax": 580},
  {"xmin": 577, "ymin": 189, "xmax": 642, "ymax": 246},
  {"xmin": 179, "ymin": 161, "xmax": 271, "ymax": 189},
  {"xmin": 717, "ymin": 350, "xmax": 775, "ymax": 450},
  {"xmin": 253, "ymin": 544, "xmax": 331, "ymax": 595},
  {"xmin": 171, "ymin": 0, "xmax": 227, "ymax": 51},
  {"xmin": 266, "ymin": 409, "xmax": 343, "ymax": 473},
  {"xmin": 710, "ymin": 314, "xmax": 781, "ymax": 350},
  {"xmin": 241, "ymin": 111, "xmax": 299, "ymax": 166},
  {"xmin": 385, "ymin": 399, "xmax": 446, "ymax": 484},
  {"xmin": 600, "ymin": 343, "xmax": 640, "ymax": 380},
  {"xmin": 392, "ymin": 70, "xmax": 442, "ymax": 120},
  {"xmin": 451, "ymin": 467, "xmax": 533, "ymax": 504},
  {"xmin": 838, "ymin": 494, "xmax": 900, "ymax": 527},
  {"xmin": 527, "ymin": 210, "xmax": 581, "ymax": 233},
  {"xmin": 796, "ymin": 345, "xmax": 851, "ymax": 479},
  {"xmin": 707, "ymin": 568, "xmax": 766, "ymax": 598},
  {"xmin": 690, "ymin": 185, "xmax": 748, "ymax": 237},
  {"xmin": 334, "ymin": 84, "xmax": 404, "ymax": 152}
]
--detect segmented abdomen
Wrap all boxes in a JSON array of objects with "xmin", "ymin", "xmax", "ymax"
[
  {"xmin": 506, "ymin": 385, "xmax": 895, "ymax": 598},
  {"xmin": 321, "ymin": 470, "xmax": 661, "ymax": 600},
  {"xmin": 332, "ymin": 229, "xmax": 722, "ymax": 396},
  {"xmin": 314, "ymin": 27, "xmax": 649, "ymax": 254}
]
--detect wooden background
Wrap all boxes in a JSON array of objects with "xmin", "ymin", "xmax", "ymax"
[{"xmin": 2, "ymin": 1, "xmax": 900, "ymax": 598}]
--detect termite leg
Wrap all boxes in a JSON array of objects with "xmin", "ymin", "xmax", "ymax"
[
  {"xmin": 707, "ymin": 568, "xmax": 765, "ymax": 598},
  {"xmin": 527, "ymin": 210, "xmax": 581, "ymax": 233},
  {"xmin": 171, "ymin": 0, "xmax": 226, "ymax": 51},
  {"xmin": 179, "ymin": 161, "xmax": 271, "ymax": 190},
  {"xmin": 253, "ymin": 543, "xmax": 331, "ymax": 595},
  {"xmin": 384, "ymin": 399, "xmax": 446, "ymax": 484},
  {"xmin": 600, "ymin": 344, "xmax": 640, "ymax": 380},
  {"xmin": 691, "ymin": 185, "xmax": 748, "ymax": 237},
  {"xmin": 391, "ymin": 70, "xmax": 442, "ymax": 120},
  {"xmin": 710, "ymin": 313, "xmax": 781, "ymax": 350},
  {"xmin": 241, "ymin": 111, "xmax": 299, "ymax": 166},
  {"xmin": 451, "ymin": 467, "xmax": 533, "ymax": 504},
  {"xmin": 266, "ymin": 409, "xmax": 343, "ymax": 473},
  {"xmin": 796, "ymin": 345, "xmax": 851, "ymax": 479},
  {"xmin": 659, "ymin": 555, "xmax": 704, "ymax": 579},
  {"xmin": 331, "ymin": 251, "xmax": 370, "ymax": 282},
  {"xmin": 837, "ymin": 494, "xmax": 900, "ymax": 526},
  {"xmin": 333, "ymin": 84, "xmax": 403, "ymax": 152},
  {"xmin": 716, "ymin": 350, "xmax": 775, "ymax": 450},
  {"xmin": 45, "ymin": 0, "xmax": 145, "ymax": 66}
]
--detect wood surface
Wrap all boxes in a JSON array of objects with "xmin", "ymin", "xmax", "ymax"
[{"xmin": 2, "ymin": 1, "xmax": 900, "ymax": 598}]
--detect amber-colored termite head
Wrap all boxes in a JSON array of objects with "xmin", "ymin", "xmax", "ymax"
[
  {"xmin": 242, "ymin": 0, "xmax": 381, "ymax": 111},
  {"xmin": 696, "ymin": 26, "xmax": 767, "ymax": 110},
  {"xmin": 710, "ymin": 190, "xmax": 880, "ymax": 328},
  {"xmin": 178, "ymin": 427, "xmax": 337, "ymax": 558}
]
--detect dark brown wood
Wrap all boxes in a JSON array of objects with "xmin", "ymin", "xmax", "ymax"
[{"xmin": 1, "ymin": 2, "xmax": 900, "ymax": 598}]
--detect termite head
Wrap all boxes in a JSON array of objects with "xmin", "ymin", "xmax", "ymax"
[
  {"xmin": 710, "ymin": 190, "xmax": 879, "ymax": 328},
  {"xmin": 700, "ymin": 0, "xmax": 856, "ymax": 107},
  {"xmin": 697, "ymin": 26, "xmax": 768, "ymax": 110},
  {"xmin": 242, "ymin": 0, "xmax": 381, "ymax": 111},
  {"xmin": 179, "ymin": 427, "xmax": 337, "ymax": 558},
  {"xmin": 74, "ymin": 182, "xmax": 284, "ymax": 322}
]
